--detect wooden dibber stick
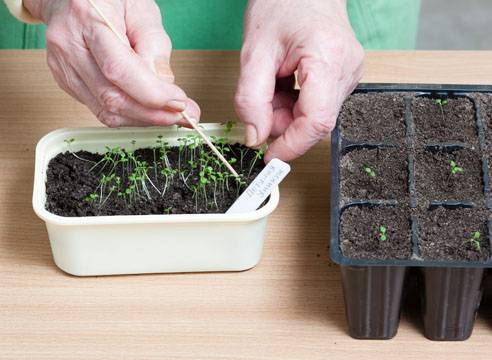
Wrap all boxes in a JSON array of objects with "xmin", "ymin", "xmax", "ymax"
[{"xmin": 87, "ymin": 0, "xmax": 240, "ymax": 178}]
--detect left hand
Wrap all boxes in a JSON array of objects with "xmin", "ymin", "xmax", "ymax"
[{"xmin": 235, "ymin": 0, "xmax": 364, "ymax": 162}]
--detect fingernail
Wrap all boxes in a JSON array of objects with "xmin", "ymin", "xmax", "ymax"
[
  {"xmin": 245, "ymin": 125, "xmax": 258, "ymax": 147},
  {"xmin": 166, "ymin": 100, "xmax": 187, "ymax": 112}
]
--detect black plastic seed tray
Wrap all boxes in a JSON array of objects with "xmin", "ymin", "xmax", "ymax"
[{"xmin": 330, "ymin": 84, "xmax": 492, "ymax": 341}]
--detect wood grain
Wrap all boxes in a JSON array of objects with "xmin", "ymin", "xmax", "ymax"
[{"xmin": 1, "ymin": 50, "xmax": 492, "ymax": 359}]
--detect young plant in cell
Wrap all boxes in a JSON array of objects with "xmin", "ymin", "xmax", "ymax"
[
  {"xmin": 465, "ymin": 231, "xmax": 481, "ymax": 252},
  {"xmin": 435, "ymin": 98, "xmax": 448, "ymax": 121},
  {"xmin": 449, "ymin": 160, "xmax": 464, "ymax": 176},
  {"xmin": 378, "ymin": 225, "xmax": 387, "ymax": 242},
  {"xmin": 363, "ymin": 165, "xmax": 376, "ymax": 178}
]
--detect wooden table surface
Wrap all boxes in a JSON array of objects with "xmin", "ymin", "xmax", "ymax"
[{"xmin": 2, "ymin": 50, "xmax": 492, "ymax": 359}]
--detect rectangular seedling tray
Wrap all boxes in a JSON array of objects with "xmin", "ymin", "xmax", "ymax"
[
  {"xmin": 33, "ymin": 125, "xmax": 280, "ymax": 276},
  {"xmin": 331, "ymin": 83, "xmax": 492, "ymax": 341}
]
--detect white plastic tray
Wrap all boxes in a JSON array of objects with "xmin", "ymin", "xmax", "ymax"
[{"xmin": 32, "ymin": 125, "xmax": 279, "ymax": 276}]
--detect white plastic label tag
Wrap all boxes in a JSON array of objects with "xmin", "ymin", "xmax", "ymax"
[{"xmin": 226, "ymin": 158, "xmax": 291, "ymax": 214}]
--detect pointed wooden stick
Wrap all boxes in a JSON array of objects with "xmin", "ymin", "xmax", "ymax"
[
  {"xmin": 181, "ymin": 112, "xmax": 239, "ymax": 177},
  {"xmin": 86, "ymin": 0, "xmax": 239, "ymax": 178}
]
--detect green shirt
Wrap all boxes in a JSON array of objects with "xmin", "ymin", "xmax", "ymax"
[{"xmin": 0, "ymin": 0, "xmax": 420, "ymax": 50}]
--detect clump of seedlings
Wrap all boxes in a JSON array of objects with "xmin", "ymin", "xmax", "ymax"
[{"xmin": 55, "ymin": 122, "xmax": 265, "ymax": 215}]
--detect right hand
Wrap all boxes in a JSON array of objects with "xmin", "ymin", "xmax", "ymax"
[{"xmin": 24, "ymin": 0, "xmax": 200, "ymax": 127}]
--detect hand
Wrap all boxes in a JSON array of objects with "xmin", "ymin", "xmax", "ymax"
[
  {"xmin": 24, "ymin": 0, "xmax": 200, "ymax": 127},
  {"xmin": 235, "ymin": 0, "xmax": 364, "ymax": 161}
]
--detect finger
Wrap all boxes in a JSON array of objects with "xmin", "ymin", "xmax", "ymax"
[
  {"xmin": 125, "ymin": 0, "xmax": 174, "ymax": 80},
  {"xmin": 235, "ymin": 45, "xmax": 277, "ymax": 147},
  {"xmin": 265, "ymin": 59, "xmax": 341, "ymax": 162},
  {"xmin": 270, "ymin": 90, "xmax": 298, "ymax": 137},
  {"xmin": 47, "ymin": 53, "xmax": 146, "ymax": 127},
  {"xmin": 84, "ymin": 25, "xmax": 187, "ymax": 110},
  {"xmin": 70, "ymin": 45, "xmax": 198, "ymax": 126}
]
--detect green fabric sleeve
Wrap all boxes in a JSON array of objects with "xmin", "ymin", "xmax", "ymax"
[
  {"xmin": 0, "ymin": 0, "xmax": 420, "ymax": 50},
  {"xmin": 348, "ymin": 0, "xmax": 421, "ymax": 50},
  {"xmin": 0, "ymin": 1, "xmax": 45, "ymax": 49}
]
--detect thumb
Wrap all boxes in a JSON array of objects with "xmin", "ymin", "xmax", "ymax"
[
  {"xmin": 235, "ymin": 45, "xmax": 277, "ymax": 147},
  {"xmin": 125, "ymin": 0, "xmax": 174, "ymax": 82}
]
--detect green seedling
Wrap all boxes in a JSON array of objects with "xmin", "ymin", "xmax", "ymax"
[
  {"xmin": 84, "ymin": 192, "xmax": 99, "ymax": 203},
  {"xmin": 378, "ymin": 226, "xmax": 387, "ymax": 241},
  {"xmin": 223, "ymin": 120, "xmax": 235, "ymax": 135},
  {"xmin": 248, "ymin": 149, "xmax": 264, "ymax": 177},
  {"xmin": 238, "ymin": 148, "xmax": 250, "ymax": 171},
  {"xmin": 435, "ymin": 98, "xmax": 448, "ymax": 120},
  {"xmin": 435, "ymin": 99, "xmax": 448, "ymax": 107},
  {"xmin": 466, "ymin": 231, "xmax": 481, "ymax": 251},
  {"xmin": 64, "ymin": 138, "xmax": 93, "ymax": 163},
  {"xmin": 450, "ymin": 160, "xmax": 464, "ymax": 175},
  {"xmin": 78, "ymin": 131, "xmax": 256, "ymax": 213},
  {"xmin": 363, "ymin": 165, "xmax": 376, "ymax": 178}
]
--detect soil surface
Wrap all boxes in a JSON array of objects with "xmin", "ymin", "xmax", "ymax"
[
  {"xmin": 340, "ymin": 146, "xmax": 408, "ymax": 201},
  {"xmin": 473, "ymin": 93, "xmax": 492, "ymax": 138},
  {"xmin": 340, "ymin": 206, "xmax": 412, "ymax": 260},
  {"xmin": 412, "ymin": 97, "xmax": 477, "ymax": 144},
  {"xmin": 339, "ymin": 93, "xmax": 406, "ymax": 143},
  {"xmin": 418, "ymin": 206, "xmax": 490, "ymax": 261},
  {"xmin": 46, "ymin": 144, "xmax": 265, "ymax": 216},
  {"xmin": 414, "ymin": 147, "xmax": 483, "ymax": 203}
]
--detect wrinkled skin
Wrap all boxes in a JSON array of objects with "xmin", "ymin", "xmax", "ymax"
[
  {"xmin": 24, "ymin": 0, "xmax": 200, "ymax": 127},
  {"xmin": 25, "ymin": 0, "xmax": 364, "ymax": 161},
  {"xmin": 235, "ymin": 0, "xmax": 364, "ymax": 161}
]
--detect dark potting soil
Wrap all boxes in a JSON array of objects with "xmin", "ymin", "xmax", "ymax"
[
  {"xmin": 474, "ymin": 93, "xmax": 492, "ymax": 151},
  {"xmin": 339, "ymin": 93, "xmax": 406, "ymax": 143},
  {"xmin": 418, "ymin": 207, "xmax": 490, "ymax": 261},
  {"xmin": 412, "ymin": 97, "xmax": 477, "ymax": 144},
  {"xmin": 340, "ymin": 206, "xmax": 412, "ymax": 260},
  {"xmin": 414, "ymin": 147, "xmax": 483, "ymax": 203},
  {"xmin": 340, "ymin": 146, "xmax": 408, "ymax": 201},
  {"xmin": 45, "ymin": 144, "xmax": 265, "ymax": 216}
]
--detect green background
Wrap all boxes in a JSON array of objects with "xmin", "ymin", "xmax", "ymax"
[{"xmin": 0, "ymin": 0, "xmax": 420, "ymax": 50}]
